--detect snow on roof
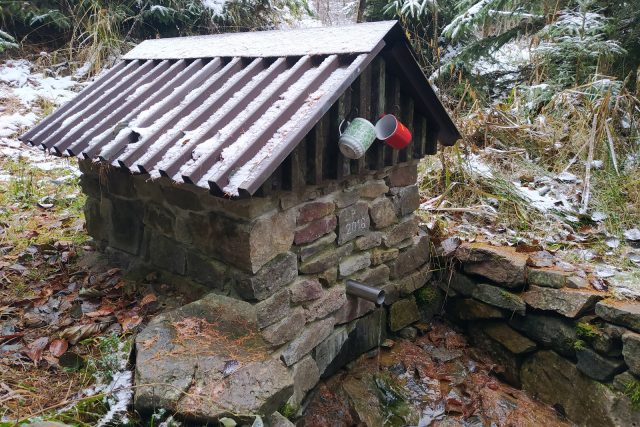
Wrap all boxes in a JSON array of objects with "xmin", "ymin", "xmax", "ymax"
[
  {"xmin": 123, "ymin": 21, "xmax": 397, "ymax": 59},
  {"xmin": 21, "ymin": 21, "xmax": 461, "ymax": 196}
]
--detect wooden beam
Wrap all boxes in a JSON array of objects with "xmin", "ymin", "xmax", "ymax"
[
  {"xmin": 370, "ymin": 58, "xmax": 386, "ymax": 170},
  {"xmin": 400, "ymin": 94, "xmax": 414, "ymax": 163}
]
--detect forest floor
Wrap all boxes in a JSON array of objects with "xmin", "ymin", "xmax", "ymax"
[{"xmin": 0, "ymin": 53, "xmax": 637, "ymax": 425}]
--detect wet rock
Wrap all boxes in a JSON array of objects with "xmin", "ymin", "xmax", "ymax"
[
  {"xmin": 522, "ymin": 286, "xmax": 602, "ymax": 318},
  {"xmin": 291, "ymin": 355, "xmax": 320, "ymax": 405},
  {"xmin": 471, "ymin": 284, "xmax": 526, "ymax": 315},
  {"xmin": 596, "ymin": 300, "xmax": 640, "ymax": 333},
  {"xmin": 135, "ymin": 293, "xmax": 293, "ymax": 421},
  {"xmin": 449, "ymin": 298, "xmax": 505, "ymax": 320},
  {"xmin": 527, "ymin": 268, "xmax": 569, "ymax": 288},
  {"xmin": 482, "ymin": 323, "xmax": 536, "ymax": 354},
  {"xmin": 521, "ymin": 350, "xmax": 640, "ymax": 427},
  {"xmin": 456, "ymin": 243, "xmax": 527, "ymax": 288},
  {"xmin": 509, "ymin": 313, "xmax": 577, "ymax": 358},
  {"xmin": 334, "ymin": 295, "xmax": 375, "ymax": 324},
  {"xmin": 389, "ymin": 297, "xmax": 420, "ymax": 331},
  {"xmin": 576, "ymin": 348, "xmax": 626, "ymax": 381},
  {"xmin": 622, "ymin": 331, "xmax": 640, "ymax": 376},
  {"xmin": 281, "ymin": 317, "xmax": 334, "ymax": 367},
  {"xmin": 398, "ymin": 326, "xmax": 418, "ymax": 340},
  {"xmin": 315, "ymin": 309, "xmax": 386, "ymax": 378},
  {"xmin": 314, "ymin": 326, "xmax": 348, "ymax": 375},
  {"xmin": 467, "ymin": 323, "xmax": 522, "ymax": 387},
  {"xmin": 342, "ymin": 377, "xmax": 386, "ymax": 426},
  {"xmin": 428, "ymin": 345, "xmax": 463, "ymax": 363}
]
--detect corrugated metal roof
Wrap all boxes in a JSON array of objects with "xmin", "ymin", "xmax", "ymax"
[{"xmin": 21, "ymin": 21, "xmax": 461, "ymax": 196}]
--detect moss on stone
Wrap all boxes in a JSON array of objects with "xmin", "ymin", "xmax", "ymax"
[
  {"xmin": 576, "ymin": 322, "xmax": 598, "ymax": 339},
  {"xmin": 278, "ymin": 402, "xmax": 298, "ymax": 420},
  {"xmin": 624, "ymin": 379, "xmax": 640, "ymax": 409},
  {"xmin": 573, "ymin": 339, "xmax": 587, "ymax": 351},
  {"xmin": 415, "ymin": 286, "xmax": 439, "ymax": 307}
]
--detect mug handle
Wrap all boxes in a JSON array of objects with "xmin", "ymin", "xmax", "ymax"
[{"xmin": 339, "ymin": 119, "xmax": 350, "ymax": 136}]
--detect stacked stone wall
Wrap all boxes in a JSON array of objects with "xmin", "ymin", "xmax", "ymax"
[
  {"xmin": 79, "ymin": 159, "xmax": 437, "ymax": 409},
  {"xmin": 437, "ymin": 241, "xmax": 640, "ymax": 427}
]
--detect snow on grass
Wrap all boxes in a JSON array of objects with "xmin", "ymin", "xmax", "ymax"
[
  {"xmin": 0, "ymin": 59, "xmax": 78, "ymax": 106},
  {"xmin": 0, "ymin": 59, "xmax": 82, "ymax": 178}
]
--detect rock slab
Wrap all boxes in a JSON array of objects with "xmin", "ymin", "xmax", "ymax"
[
  {"xmin": 622, "ymin": 331, "xmax": 640, "ymax": 376},
  {"xmin": 135, "ymin": 293, "xmax": 293, "ymax": 421},
  {"xmin": 523, "ymin": 286, "xmax": 602, "ymax": 318},
  {"xmin": 596, "ymin": 300, "xmax": 640, "ymax": 333},
  {"xmin": 521, "ymin": 350, "xmax": 640, "ymax": 427},
  {"xmin": 456, "ymin": 243, "xmax": 527, "ymax": 288}
]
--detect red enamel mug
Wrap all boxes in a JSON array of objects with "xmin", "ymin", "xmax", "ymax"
[{"xmin": 375, "ymin": 114, "xmax": 412, "ymax": 149}]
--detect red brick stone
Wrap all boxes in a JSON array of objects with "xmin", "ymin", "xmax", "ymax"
[
  {"xmin": 294, "ymin": 215, "xmax": 337, "ymax": 245},
  {"xmin": 290, "ymin": 278, "xmax": 324, "ymax": 303},
  {"xmin": 296, "ymin": 200, "xmax": 335, "ymax": 225}
]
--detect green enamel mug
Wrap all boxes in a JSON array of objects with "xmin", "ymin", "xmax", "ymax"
[{"xmin": 338, "ymin": 118, "xmax": 376, "ymax": 159}]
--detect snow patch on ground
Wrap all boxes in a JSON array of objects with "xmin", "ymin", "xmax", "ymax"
[{"xmin": 0, "ymin": 59, "xmax": 82, "ymax": 179}]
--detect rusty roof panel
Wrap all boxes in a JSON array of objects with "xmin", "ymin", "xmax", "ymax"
[{"xmin": 22, "ymin": 21, "xmax": 461, "ymax": 196}]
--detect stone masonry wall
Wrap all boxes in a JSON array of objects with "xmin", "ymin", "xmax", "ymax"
[
  {"xmin": 436, "ymin": 241, "xmax": 640, "ymax": 427},
  {"xmin": 79, "ymin": 159, "xmax": 436, "ymax": 410}
]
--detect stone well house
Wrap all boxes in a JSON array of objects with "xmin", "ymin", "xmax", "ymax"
[{"xmin": 21, "ymin": 21, "xmax": 461, "ymax": 419}]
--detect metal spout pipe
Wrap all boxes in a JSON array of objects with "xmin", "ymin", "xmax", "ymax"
[{"xmin": 345, "ymin": 279, "xmax": 385, "ymax": 306}]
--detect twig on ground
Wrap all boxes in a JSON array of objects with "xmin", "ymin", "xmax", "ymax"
[
  {"xmin": 581, "ymin": 112, "xmax": 599, "ymax": 214},
  {"xmin": 605, "ymin": 119, "xmax": 620, "ymax": 176}
]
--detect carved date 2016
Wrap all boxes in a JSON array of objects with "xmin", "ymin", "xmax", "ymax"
[{"xmin": 345, "ymin": 217, "xmax": 368, "ymax": 234}]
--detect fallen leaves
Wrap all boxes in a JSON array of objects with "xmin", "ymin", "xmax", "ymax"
[
  {"xmin": 49, "ymin": 338, "xmax": 68, "ymax": 357},
  {"xmin": 60, "ymin": 323, "xmax": 108, "ymax": 345},
  {"xmin": 24, "ymin": 336, "xmax": 49, "ymax": 363}
]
